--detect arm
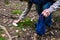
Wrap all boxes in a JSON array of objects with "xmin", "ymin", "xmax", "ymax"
[
  {"xmin": 48, "ymin": 0, "xmax": 60, "ymax": 13},
  {"xmin": 42, "ymin": 0, "xmax": 60, "ymax": 17},
  {"xmin": 19, "ymin": 2, "xmax": 33, "ymax": 20},
  {"xmin": 12, "ymin": 2, "xmax": 33, "ymax": 26}
]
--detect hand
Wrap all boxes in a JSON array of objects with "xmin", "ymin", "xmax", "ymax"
[
  {"xmin": 13, "ymin": 19, "xmax": 20, "ymax": 24},
  {"xmin": 12, "ymin": 19, "xmax": 20, "ymax": 26},
  {"xmin": 42, "ymin": 9, "xmax": 51, "ymax": 17}
]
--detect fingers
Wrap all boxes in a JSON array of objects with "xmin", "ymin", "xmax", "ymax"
[
  {"xmin": 42, "ymin": 9, "xmax": 47, "ymax": 17},
  {"xmin": 42, "ymin": 9, "xmax": 50, "ymax": 17},
  {"xmin": 12, "ymin": 23, "xmax": 18, "ymax": 26},
  {"xmin": 12, "ymin": 19, "xmax": 20, "ymax": 26}
]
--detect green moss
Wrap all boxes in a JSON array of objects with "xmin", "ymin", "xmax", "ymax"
[
  {"xmin": 0, "ymin": 36, "xmax": 6, "ymax": 40},
  {"xmin": 17, "ymin": 18, "xmax": 34, "ymax": 30},
  {"xmin": 0, "ymin": 33, "xmax": 6, "ymax": 40},
  {"xmin": 0, "ymin": 29, "xmax": 6, "ymax": 40},
  {"xmin": 11, "ymin": 10, "xmax": 22, "ymax": 15}
]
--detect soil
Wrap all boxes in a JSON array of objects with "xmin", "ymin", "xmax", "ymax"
[{"xmin": 0, "ymin": 0, "xmax": 60, "ymax": 40}]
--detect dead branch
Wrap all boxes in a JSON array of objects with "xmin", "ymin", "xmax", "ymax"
[{"xmin": 0, "ymin": 25, "xmax": 12, "ymax": 40}]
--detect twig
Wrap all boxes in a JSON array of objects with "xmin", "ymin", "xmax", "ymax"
[{"xmin": 0, "ymin": 25, "xmax": 12, "ymax": 40}]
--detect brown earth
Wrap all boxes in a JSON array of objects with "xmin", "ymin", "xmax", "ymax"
[{"xmin": 0, "ymin": 0, "xmax": 60, "ymax": 40}]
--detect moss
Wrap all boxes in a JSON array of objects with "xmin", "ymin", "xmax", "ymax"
[
  {"xmin": 0, "ymin": 33, "xmax": 6, "ymax": 40},
  {"xmin": 0, "ymin": 29, "xmax": 6, "ymax": 40},
  {"xmin": 17, "ymin": 18, "xmax": 34, "ymax": 30},
  {"xmin": 11, "ymin": 10, "xmax": 22, "ymax": 15},
  {"xmin": 0, "ymin": 36, "xmax": 6, "ymax": 40}
]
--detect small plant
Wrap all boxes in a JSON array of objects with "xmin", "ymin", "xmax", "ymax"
[
  {"xmin": 17, "ymin": 18, "xmax": 34, "ymax": 30},
  {"xmin": 11, "ymin": 10, "xmax": 22, "ymax": 15},
  {"xmin": 0, "ymin": 36, "xmax": 6, "ymax": 40},
  {"xmin": 0, "ymin": 30, "xmax": 6, "ymax": 40}
]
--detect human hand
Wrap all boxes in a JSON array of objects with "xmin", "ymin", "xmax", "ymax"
[
  {"xmin": 12, "ymin": 19, "xmax": 20, "ymax": 26},
  {"xmin": 42, "ymin": 9, "xmax": 51, "ymax": 17}
]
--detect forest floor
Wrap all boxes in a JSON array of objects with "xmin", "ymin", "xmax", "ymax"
[{"xmin": 0, "ymin": 0, "xmax": 60, "ymax": 40}]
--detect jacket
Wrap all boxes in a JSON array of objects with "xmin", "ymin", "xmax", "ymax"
[
  {"xmin": 30, "ymin": 0, "xmax": 54, "ymax": 4},
  {"xmin": 48, "ymin": 0, "xmax": 60, "ymax": 13}
]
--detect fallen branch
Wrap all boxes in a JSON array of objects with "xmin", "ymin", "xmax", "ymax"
[{"xmin": 0, "ymin": 25, "xmax": 12, "ymax": 40}]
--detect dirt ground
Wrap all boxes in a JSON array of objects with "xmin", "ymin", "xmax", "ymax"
[{"xmin": 0, "ymin": 0, "xmax": 60, "ymax": 40}]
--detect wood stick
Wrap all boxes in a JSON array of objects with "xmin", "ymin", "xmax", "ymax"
[{"xmin": 0, "ymin": 25, "xmax": 12, "ymax": 40}]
